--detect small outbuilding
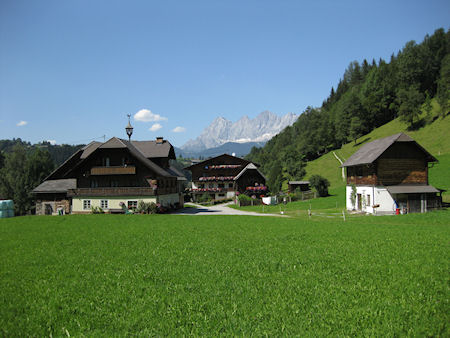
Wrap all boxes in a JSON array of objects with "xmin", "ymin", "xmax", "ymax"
[{"xmin": 288, "ymin": 181, "xmax": 310, "ymax": 193}]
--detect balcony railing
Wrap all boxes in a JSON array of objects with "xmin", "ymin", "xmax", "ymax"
[
  {"xmin": 90, "ymin": 165, "xmax": 136, "ymax": 175},
  {"xmin": 68, "ymin": 187, "xmax": 159, "ymax": 197}
]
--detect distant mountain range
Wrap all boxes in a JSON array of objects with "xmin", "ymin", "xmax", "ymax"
[
  {"xmin": 174, "ymin": 141, "xmax": 266, "ymax": 159},
  {"xmin": 179, "ymin": 111, "xmax": 298, "ymax": 156}
]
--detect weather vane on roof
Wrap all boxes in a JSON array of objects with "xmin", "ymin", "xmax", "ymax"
[{"xmin": 125, "ymin": 114, "xmax": 133, "ymax": 141}]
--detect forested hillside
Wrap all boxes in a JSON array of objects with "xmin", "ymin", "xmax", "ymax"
[{"xmin": 246, "ymin": 28, "xmax": 450, "ymax": 192}]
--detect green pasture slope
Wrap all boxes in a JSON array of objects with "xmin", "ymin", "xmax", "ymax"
[{"xmin": 1, "ymin": 213, "xmax": 449, "ymax": 336}]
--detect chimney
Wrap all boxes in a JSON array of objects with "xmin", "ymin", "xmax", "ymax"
[{"xmin": 156, "ymin": 137, "xmax": 164, "ymax": 144}]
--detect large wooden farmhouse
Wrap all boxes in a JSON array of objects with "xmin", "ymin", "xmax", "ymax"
[
  {"xmin": 33, "ymin": 135, "xmax": 186, "ymax": 215},
  {"xmin": 341, "ymin": 133, "xmax": 441, "ymax": 214},
  {"xmin": 186, "ymin": 154, "xmax": 266, "ymax": 202}
]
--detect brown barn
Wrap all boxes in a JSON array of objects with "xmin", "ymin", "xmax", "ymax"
[{"xmin": 341, "ymin": 133, "xmax": 442, "ymax": 214}]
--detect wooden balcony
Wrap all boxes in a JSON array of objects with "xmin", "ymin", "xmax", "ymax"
[
  {"xmin": 90, "ymin": 166, "xmax": 136, "ymax": 175},
  {"xmin": 68, "ymin": 186, "xmax": 178, "ymax": 197}
]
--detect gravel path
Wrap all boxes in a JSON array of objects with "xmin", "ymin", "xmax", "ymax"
[{"xmin": 172, "ymin": 202, "xmax": 286, "ymax": 217}]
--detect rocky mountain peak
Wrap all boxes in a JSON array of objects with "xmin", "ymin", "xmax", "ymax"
[{"xmin": 181, "ymin": 111, "xmax": 298, "ymax": 152}]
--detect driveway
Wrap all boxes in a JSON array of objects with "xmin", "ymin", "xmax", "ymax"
[{"xmin": 172, "ymin": 202, "xmax": 286, "ymax": 217}]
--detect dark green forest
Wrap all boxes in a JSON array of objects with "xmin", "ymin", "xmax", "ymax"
[
  {"xmin": 246, "ymin": 28, "xmax": 450, "ymax": 193},
  {"xmin": 0, "ymin": 140, "xmax": 83, "ymax": 214}
]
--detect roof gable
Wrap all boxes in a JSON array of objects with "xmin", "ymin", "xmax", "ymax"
[
  {"xmin": 234, "ymin": 163, "xmax": 266, "ymax": 181},
  {"xmin": 185, "ymin": 153, "xmax": 253, "ymax": 170},
  {"xmin": 341, "ymin": 133, "xmax": 437, "ymax": 167}
]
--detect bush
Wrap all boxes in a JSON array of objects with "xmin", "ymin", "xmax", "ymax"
[
  {"xmin": 137, "ymin": 200, "xmax": 158, "ymax": 214},
  {"xmin": 91, "ymin": 206, "xmax": 104, "ymax": 214},
  {"xmin": 309, "ymin": 175, "xmax": 330, "ymax": 197},
  {"xmin": 198, "ymin": 193, "xmax": 212, "ymax": 203},
  {"xmin": 238, "ymin": 194, "xmax": 252, "ymax": 202}
]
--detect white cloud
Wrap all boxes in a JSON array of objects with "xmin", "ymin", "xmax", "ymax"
[
  {"xmin": 17, "ymin": 120, "xmax": 27, "ymax": 126},
  {"xmin": 172, "ymin": 126, "xmax": 186, "ymax": 133},
  {"xmin": 149, "ymin": 123, "xmax": 163, "ymax": 132},
  {"xmin": 134, "ymin": 109, "xmax": 167, "ymax": 122},
  {"xmin": 47, "ymin": 140, "xmax": 57, "ymax": 145}
]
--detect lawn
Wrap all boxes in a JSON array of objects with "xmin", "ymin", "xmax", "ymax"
[{"xmin": 1, "ymin": 213, "xmax": 449, "ymax": 336}]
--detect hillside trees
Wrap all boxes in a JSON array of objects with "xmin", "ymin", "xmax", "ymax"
[
  {"xmin": 0, "ymin": 145, "xmax": 54, "ymax": 215},
  {"xmin": 246, "ymin": 28, "xmax": 449, "ymax": 189}
]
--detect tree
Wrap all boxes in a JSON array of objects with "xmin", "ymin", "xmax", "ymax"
[
  {"xmin": 267, "ymin": 162, "xmax": 283, "ymax": 194},
  {"xmin": 436, "ymin": 54, "xmax": 450, "ymax": 118},
  {"xmin": 309, "ymin": 175, "xmax": 330, "ymax": 197},
  {"xmin": 0, "ymin": 145, "xmax": 54, "ymax": 215},
  {"xmin": 0, "ymin": 144, "xmax": 28, "ymax": 214},
  {"xmin": 396, "ymin": 85, "xmax": 424, "ymax": 128},
  {"xmin": 349, "ymin": 117, "xmax": 364, "ymax": 144}
]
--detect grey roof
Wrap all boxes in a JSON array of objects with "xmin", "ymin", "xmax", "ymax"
[
  {"xmin": 167, "ymin": 166, "xmax": 187, "ymax": 181},
  {"xmin": 132, "ymin": 140, "xmax": 175, "ymax": 159},
  {"xmin": 234, "ymin": 163, "xmax": 266, "ymax": 181},
  {"xmin": 341, "ymin": 133, "xmax": 437, "ymax": 167},
  {"xmin": 80, "ymin": 141, "xmax": 102, "ymax": 159},
  {"xmin": 288, "ymin": 181, "xmax": 310, "ymax": 185},
  {"xmin": 387, "ymin": 185, "xmax": 440, "ymax": 194},
  {"xmin": 119, "ymin": 138, "xmax": 172, "ymax": 177},
  {"xmin": 33, "ymin": 179, "xmax": 77, "ymax": 193}
]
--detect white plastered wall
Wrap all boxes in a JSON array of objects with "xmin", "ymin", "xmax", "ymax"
[
  {"xmin": 72, "ymin": 196, "xmax": 157, "ymax": 213},
  {"xmin": 346, "ymin": 185, "xmax": 396, "ymax": 214}
]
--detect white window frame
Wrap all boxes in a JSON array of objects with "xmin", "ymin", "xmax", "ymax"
[
  {"xmin": 100, "ymin": 200, "xmax": 108, "ymax": 209},
  {"xmin": 83, "ymin": 200, "xmax": 91, "ymax": 210}
]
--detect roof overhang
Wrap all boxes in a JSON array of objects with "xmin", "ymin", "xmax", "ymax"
[{"xmin": 386, "ymin": 185, "xmax": 440, "ymax": 194}]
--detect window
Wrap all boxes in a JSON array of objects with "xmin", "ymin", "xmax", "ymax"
[
  {"xmin": 90, "ymin": 180, "xmax": 98, "ymax": 188},
  {"xmin": 355, "ymin": 166, "xmax": 363, "ymax": 177},
  {"xmin": 218, "ymin": 183, "xmax": 224, "ymax": 188},
  {"xmin": 229, "ymin": 183, "xmax": 233, "ymax": 188},
  {"xmin": 367, "ymin": 195, "xmax": 371, "ymax": 207},
  {"xmin": 83, "ymin": 200, "xmax": 91, "ymax": 210},
  {"xmin": 103, "ymin": 157, "xmax": 110, "ymax": 167},
  {"xmin": 101, "ymin": 200, "xmax": 108, "ymax": 209},
  {"xmin": 128, "ymin": 200, "xmax": 138, "ymax": 209}
]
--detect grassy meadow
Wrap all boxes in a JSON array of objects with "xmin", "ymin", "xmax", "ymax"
[{"xmin": 1, "ymin": 212, "xmax": 449, "ymax": 336}]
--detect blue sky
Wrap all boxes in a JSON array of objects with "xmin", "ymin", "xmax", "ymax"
[{"xmin": 0, "ymin": 0, "xmax": 449, "ymax": 147}]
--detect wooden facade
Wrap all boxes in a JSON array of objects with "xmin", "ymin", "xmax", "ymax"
[
  {"xmin": 33, "ymin": 137, "xmax": 184, "ymax": 214},
  {"xmin": 342, "ymin": 133, "xmax": 440, "ymax": 214},
  {"xmin": 186, "ymin": 154, "xmax": 266, "ymax": 201},
  {"xmin": 346, "ymin": 143, "xmax": 429, "ymax": 187}
]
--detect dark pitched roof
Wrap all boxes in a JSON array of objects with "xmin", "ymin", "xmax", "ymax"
[
  {"xmin": 166, "ymin": 166, "xmax": 187, "ymax": 181},
  {"xmin": 32, "ymin": 179, "xmax": 77, "ymax": 193},
  {"xmin": 119, "ymin": 138, "xmax": 172, "ymax": 177},
  {"xmin": 234, "ymin": 163, "xmax": 266, "ymax": 181},
  {"xmin": 46, "ymin": 137, "xmax": 176, "ymax": 181},
  {"xmin": 132, "ymin": 140, "xmax": 176, "ymax": 159},
  {"xmin": 341, "ymin": 133, "xmax": 438, "ymax": 167},
  {"xmin": 185, "ymin": 153, "xmax": 253, "ymax": 170}
]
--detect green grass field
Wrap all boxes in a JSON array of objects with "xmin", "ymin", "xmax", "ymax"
[{"xmin": 1, "ymin": 213, "xmax": 449, "ymax": 336}]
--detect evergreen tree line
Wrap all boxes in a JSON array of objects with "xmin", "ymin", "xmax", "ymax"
[
  {"xmin": 0, "ymin": 140, "xmax": 83, "ymax": 215},
  {"xmin": 0, "ymin": 145, "xmax": 54, "ymax": 215},
  {"xmin": 246, "ymin": 28, "xmax": 450, "ymax": 193}
]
